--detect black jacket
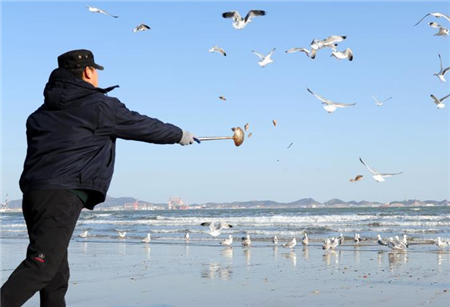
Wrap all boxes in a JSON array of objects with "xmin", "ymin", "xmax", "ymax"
[{"xmin": 19, "ymin": 68, "xmax": 183, "ymax": 209}]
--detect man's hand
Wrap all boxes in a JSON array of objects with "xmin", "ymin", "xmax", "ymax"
[{"xmin": 179, "ymin": 130, "xmax": 200, "ymax": 146}]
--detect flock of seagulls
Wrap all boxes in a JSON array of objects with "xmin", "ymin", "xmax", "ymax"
[{"xmin": 414, "ymin": 12, "xmax": 450, "ymax": 37}]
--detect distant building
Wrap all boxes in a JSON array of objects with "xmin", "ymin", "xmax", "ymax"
[
  {"xmin": 123, "ymin": 199, "xmax": 154, "ymax": 210},
  {"xmin": 168, "ymin": 197, "xmax": 188, "ymax": 210}
]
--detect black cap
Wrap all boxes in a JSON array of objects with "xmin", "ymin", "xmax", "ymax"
[{"xmin": 57, "ymin": 49, "xmax": 104, "ymax": 71}]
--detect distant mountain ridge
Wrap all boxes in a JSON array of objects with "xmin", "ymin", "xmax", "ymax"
[{"xmin": 5, "ymin": 196, "xmax": 448, "ymax": 209}]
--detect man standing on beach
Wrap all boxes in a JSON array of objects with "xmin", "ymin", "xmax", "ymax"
[{"xmin": 0, "ymin": 49, "xmax": 198, "ymax": 307}]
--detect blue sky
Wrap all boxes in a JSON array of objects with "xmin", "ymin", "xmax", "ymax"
[{"xmin": 1, "ymin": 1, "xmax": 449, "ymax": 204}]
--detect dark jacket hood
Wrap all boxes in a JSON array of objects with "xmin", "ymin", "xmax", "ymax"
[{"xmin": 43, "ymin": 68, "xmax": 118, "ymax": 110}]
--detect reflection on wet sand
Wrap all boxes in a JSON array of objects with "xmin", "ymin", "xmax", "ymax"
[
  {"xmin": 388, "ymin": 251, "xmax": 408, "ymax": 272},
  {"xmin": 302, "ymin": 246, "xmax": 309, "ymax": 262},
  {"xmin": 282, "ymin": 250, "xmax": 297, "ymax": 267},
  {"xmin": 244, "ymin": 248, "xmax": 251, "ymax": 266},
  {"xmin": 221, "ymin": 246, "xmax": 233, "ymax": 260},
  {"xmin": 119, "ymin": 243, "xmax": 126, "ymax": 256},
  {"xmin": 201, "ymin": 263, "xmax": 233, "ymax": 280}
]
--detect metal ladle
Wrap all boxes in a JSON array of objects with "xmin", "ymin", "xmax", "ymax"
[{"xmin": 195, "ymin": 127, "xmax": 245, "ymax": 147}]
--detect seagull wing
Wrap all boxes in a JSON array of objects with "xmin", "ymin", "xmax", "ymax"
[
  {"xmin": 344, "ymin": 48, "xmax": 353, "ymax": 61},
  {"xmin": 218, "ymin": 222, "xmax": 232, "ymax": 230},
  {"xmin": 429, "ymin": 22, "xmax": 440, "ymax": 28},
  {"xmin": 372, "ymin": 96, "xmax": 381, "ymax": 105},
  {"xmin": 440, "ymin": 93, "xmax": 450, "ymax": 102},
  {"xmin": 437, "ymin": 13, "xmax": 450, "ymax": 22},
  {"xmin": 442, "ymin": 66, "xmax": 450, "ymax": 75},
  {"xmin": 359, "ymin": 157, "xmax": 378, "ymax": 175},
  {"xmin": 307, "ymin": 88, "xmax": 329, "ymax": 104},
  {"xmin": 332, "ymin": 102, "xmax": 357, "ymax": 108},
  {"xmin": 382, "ymin": 96, "xmax": 393, "ymax": 103},
  {"xmin": 414, "ymin": 13, "xmax": 431, "ymax": 26},
  {"xmin": 323, "ymin": 35, "xmax": 346, "ymax": 45},
  {"xmin": 438, "ymin": 53, "xmax": 443, "ymax": 71},
  {"xmin": 379, "ymin": 171, "xmax": 404, "ymax": 177},
  {"xmin": 285, "ymin": 47, "xmax": 310, "ymax": 56},
  {"xmin": 431, "ymin": 94, "xmax": 441, "ymax": 105},
  {"xmin": 222, "ymin": 11, "xmax": 241, "ymax": 22},
  {"xmin": 252, "ymin": 50, "xmax": 265, "ymax": 59},
  {"xmin": 244, "ymin": 10, "xmax": 266, "ymax": 22},
  {"xmin": 200, "ymin": 222, "xmax": 216, "ymax": 232},
  {"xmin": 266, "ymin": 48, "xmax": 276, "ymax": 60},
  {"xmin": 98, "ymin": 8, "xmax": 118, "ymax": 18}
]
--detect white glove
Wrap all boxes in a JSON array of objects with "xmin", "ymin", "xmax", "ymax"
[{"xmin": 179, "ymin": 130, "xmax": 200, "ymax": 146}]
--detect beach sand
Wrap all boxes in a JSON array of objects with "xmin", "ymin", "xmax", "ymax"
[{"xmin": 1, "ymin": 239, "xmax": 450, "ymax": 306}]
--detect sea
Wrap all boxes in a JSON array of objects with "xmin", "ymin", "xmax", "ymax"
[{"xmin": 1, "ymin": 206, "xmax": 450, "ymax": 244}]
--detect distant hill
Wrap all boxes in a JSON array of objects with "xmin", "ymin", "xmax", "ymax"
[{"xmin": 3, "ymin": 195, "xmax": 448, "ymax": 210}]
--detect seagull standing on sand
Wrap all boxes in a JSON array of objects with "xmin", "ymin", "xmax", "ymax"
[
  {"xmin": 133, "ymin": 24, "xmax": 150, "ymax": 32},
  {"xmin": 307, "ymin": 88, "xmax": 356, "ymax": 113},
  {"xmin": 242, "ymin": 234, "xmax": 251, "ymax": 247},
  {"xmin": 322, "ymin": 238, "xmax": 332, "ymax": 250},
  {"xmin": 377, "ymin": 234, "xmax": 388, "ymax": 246},
  {"xmin": 220, "ymin": 235, "xmax": 233, "ymax": 246},
  {"xmin": 338, "ymin": 233, "xmax": 344, "ymax": 245},
  {"xmin": 141, "ymin": 233, "xmax": 151, "ymax": 243},
  {"xmin": 302, "ymin": 233, "xmax": 309, "ymax": 245},
  {"xmin": 429, "ymin": 22, "xmax": 449, "ymax": 36},
  {"xmin": 282, "ymin": 238, "xmax": 297, "ymax": 249},
  {"xmin": 330, "ymin": 48, "xmax": 353, "ymax": 61},
  {"xmin": 79, "ymin": 231, "xmax": 88, "ymax": 238},
  {"xmin": 395, "ymin": 235, "xmax": 408, "ymax": 249},
  {"xmin": 430, "ymin": 94, "xmax": 449, "ymax": 109},
  {"xmin": 273, "ymin": 235, "xmax": 278, "ymax": 245},
  {"xmin": 434, "ymin": 54, "xmax": 450, "ymax": 82},
  {"xmin": 388, "ymin": 237, "xmax": 405, "ymax": 251},
  {"xmin": 373, "ymin": 96, "xmax": 393, "ymax": 106},
  {"xmin": 436, "ymin": 237, "xmax": 448, "ymax": 249},
  {"xmin": 359, "ymin": 157, "xmax": 403, "ymax": 182},
  {"xmin": 201, "ymin": 222, "xmax": 233, "ymax": 237},
  {"xmin": 209, "ymin": 45, "xmax": 227, "ymax": 56},
  {"xmin": 252, "ymin": 48, "xmax": 276, "ymax": 67},
  {"xmin": 354, "ymin": 233, "xmax": 361, "ymax": 244},
  {"xmin": 222, "ymin": 10, "xmax": 266, "ymax": 30},
  {"xmin": 86, "ymin": 6, "xmax": 118, "ymax": 18},
  {"xmin": 414, "ymin": 12, "xmax": 450, "ymax": 26},
  {"xmin": 185, "ymin": 232, "xmax": 190, "ymax": 242}
]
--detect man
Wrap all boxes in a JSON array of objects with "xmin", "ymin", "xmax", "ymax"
[{"xmin": 1, "ymin": 49, "xmax": 198, "ymax": 307}]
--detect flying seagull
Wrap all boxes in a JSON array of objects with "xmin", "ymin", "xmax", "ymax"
[
  {"xmin": 429, "ymin": 22, "xmax": 449, "ymax": 36},
  {"xmin": 219, "ymin": 96, "xmax": 227, "ymax": 101},
  {"xmin": 309, "ymin": 35, "xmax": 346, "ymax": 59},
  {"xmin": 285, "ymin": 47, "xmax": 311, "ymax": 58},
  {"xmin": 244, "ymin": 123, "xmax": 249, "ymax": 131},
  {"xmin": 209, "ymin": 45, "xmax": 227, "ymax": 56},
  {"xmin": 349, "ymin": 175, "xmax": 363, "ymax": 182},
  {"xmin": 118, "ymin": 231, "xmax": 126, "ymax": 238},
  {"xmin": 252, "ymin": 48, "xmax": 276, "ymax": 67},
  {"xmin": 414, "ymin": 12, "xmax": 450, "ymax": 26},
  {"xmin": 248, "ymin": 132, "xmax": 253, "ymax": 138},
  {"xmin": 287, "ymin": 142, "xmax": 293, "ymax": 149},
  {"xmin": 430, "ymin": 94, "xmax": 449, "ymax": 109},
  {"xmin": 307, "ymin": 88, "xmax": 356, "ymax": 113},
  {"xmin": 201, "ymin": 222, "xmax": 233, "ymax": 237},
  {"xmin": 434, "ymin": 54, "xmax": 450, "ymax": 82},
  {"xmin": 133, "ymin": 24, "xmax": 150, "ymax": 32},
  {"xmin": 222, "ymin": 10, "xmax": 266, "ymax": 30},
  {"xmin": 272, "ymin": 119, "xmax": 277, "ymax": 127},
  {"xmin": 330, "ymin": 48, "xmax": 353, "ymax": 61},
  {"xmin": 359, "ymin": 157, "xmax": 403, "ymax": 182},
  {"xmin": 373, "ymin": 95, "xmax": 393, "ymax": 106},
  {"xmin": 86, "ymin": 6, "xmax": 118, "ymax": 18}
]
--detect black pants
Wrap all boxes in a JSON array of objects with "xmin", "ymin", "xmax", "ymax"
[{"xmin": 1, "ymin": 190, "xmax": 84, "ymax": 307}]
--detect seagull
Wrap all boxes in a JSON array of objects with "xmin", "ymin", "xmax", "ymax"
[
  {"xmin": 285, "ymin": 47, "xmax": 311, "ymax": 58},
  {"xmin": 86, "ymin": 6, "xmax": 118, "ymax": 18},
  {"xmin": 220, "ymin": 235, "xmax": 233, "ymax": 246},
  {"xmin": 401, "ymin": 234, "xmax": 409, "ymax": 248},
  {"xmin": 200, "ymin": 222, "xmax": 233, "ymax": 237},
  {"xmin": 330, "ymin": 48, "xmax": 353, "ymax": 61},
  {"xmin": 185, "ymin": 232, "xmax": 190, "ymax": 242},
  {"xmin": 219, "ymin": 96, "xmax": 227, "ymax": 101},
  {"xmin": 434, "ymin": 54, "xmax": 450, "ymax": 82},
  {"xmin": 373, "ymin": 95, "xmax": 393, "ymax": 106},
  {"xmin": 118, "ymin": 231, "xmax": 126, "ymax": 238},
  {"xmin": 330, "ymin": 237, "xmax": 339, "ymax": 250},
  {"xmin": 248, "ymin": 132, "xmax": 253, "ymax": 138},
  {"xmin": 354, "ymin": 233, "xmax": 361, "ymax": 244},
  {"xmin": 388, "ymin": 237, "xmax": 405, "ymax": 251},
  {"xmin": 282, "ymin": 238, "xmax": 297, "ymax": 249},
  {"xmin": 430, "ymin": 94, "xmax": 449, "ymax": 109},
  {"xmin": 222, "ymin": 10, "xmax": 266, "ymax": 30},
  {"xmin": 241, "ymin": 234, "xmax": 251, "ymax": 247},
  {"xmin": 272, "ymin": 119, "xmax": 277, "ymax": 127},
  {"xmin": 359, "ymin": 157, "xmax": 403, "ymax": 182},
  {"xmin": 338, "ymin": 233, "xmax": 345, "ymax": 245},
  {"xmin": 252, "ymin": 48, "xmax": 276, "ymax": 67},
  {"xmin": 209, "ymin": 45, "xmax": 227, "ymax": 56},
  {"xmin": 429, "ymin": 22, "xmax": 449, "ymax": 36},
  {"xmin": 377, "ymin": 234, "xmax": 388, "ymax": 246},
  {"xmin": 436, "ymin": 237, "xmax": 448, "ymax": 249},
  {"xmin": 133, "ymin": 24, "xmax": 150, "ymax": 32},
  {"xmin": 79, "ymin": 231, "xmax": 88, "ymax": 238},
  {"xmin": 287, "ymin": 142, "xmax": 293, "ymax": 149},
  {"xmin": 272, "ymin": 235, "xmax": 278, "ymax": 245},
  {"xmin": 322, "ymin": 35, "xmax": 347, "ymax": 47},
  {"xmin": 244, "ymin": 123, "xmax": 249, "ymax": 131},
  {"xmin": 414, "ymin": 12, "xmax": 450, "ymax": 26},
  {"xmin": 349, "ymin": 175, "xmax": 363, "ymax": 182},
  {"xmin": 141, "ymin": 233, "xmax": 151, "ymax": 243},
  {"xmin": 395, "ymin": 235, "xmax": 408, "ymax": 249},
  {"xmin": 322, "ymin": 238, "xmax": 332, "ymax": 250},
  {"xmin": 301, "ymin": 233, "xmax": 309, "ymax": 245},
  {"xmin": 307, "ymin": 88, "xmax": 356, "ymax": 113},
  {"xmin": 309, "ymin": 35, "xmax": 346, "ymax": 59}
]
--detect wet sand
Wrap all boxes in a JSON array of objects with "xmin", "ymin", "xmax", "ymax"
[{"xmin": 1, "ymin": 239, "xmax": 450, "ymax": 306}]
